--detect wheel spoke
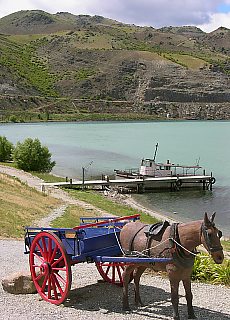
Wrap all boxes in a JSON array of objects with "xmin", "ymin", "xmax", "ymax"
[
  {"xmin": 41, "ymin": 273, "xmax": 49, "ymax": 292},
  {"xmin": 49, "ymin": 244, "xmax": 58, "ymax": 264},
  {"xmin": 54, "ymin": 272, "xmax": 66, "ymax": 286},
  {"xmin": 50, "ymin": 275, "xmax": 59, "ymax": 300},
  {"xmin": 35, "ymin": 242, "xmax": 46, "ymax": 260},
  {"xmin": 32, "ymin": 252, "xmax": 44, "ymax": 264},
  {"xmin": 105, "ymin": 265, "xmax": 110, "ymax": 276},
  {"xmin": 116, "ymin": 265, "xmax": 123, "ymax": 282},
  {"xmin": 112, "ymin": 266, "xmax": 115, "ymax": 283},
  {"xmin": 48, "ymin": 277, "xmax": 52, "ymax": 299},
  {"xmin": 41, "ymin": 237, "xmax": 48, "ymax": 260},
  {"xmin": 48, "ymin": 237, "xmax": 53, "ymax": 261},
  {"xmin": 35, "ymin": 272, "xmax": 45, "ymax": 282},
  {"xmin": 52, "ymin": 255, "xmax": 64, "ymax": 268},
  {"xmin": 52, "ymin": 267, "xmax": 67, "ymax": 271},
  {"xmin": 52, "ymin": 273, "xmax": 64, "ymax": 295}
]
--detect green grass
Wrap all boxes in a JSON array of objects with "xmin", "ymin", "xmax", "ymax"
[
  {"xmin": 0, "ymin": 161, "xmax": 16, "ymax": 168},
  {"xmin": 8, "ymin": 34, "xmax": 45, "ymax": 44},
  {"xmin": 31, "ymin": 172, "xmax": 66, "ymax": 183},
  {"xmin": 0, "ymin": 36, "xmax": 58, "ymax": 97},
  {"xmin": 50, "ymin": 204, "xmax": 101, "ymax": 228},
  {"xmin": 162, "ymin": 52, "xmax": 207, "ymax": 69},
  {"xmin": 75, "ymin": 67, "xmax": 97, "ymax": 81},
  {"xmin": 64, "ymin": 189, "xmax": 159, "ymax": 225},
  {"xmin": 0, "ymin": 172, "xmax": 61, "ymax": 238},
  {"xmin": 222, "ymin": 240, "xmax": 230, "ymax": 252}
]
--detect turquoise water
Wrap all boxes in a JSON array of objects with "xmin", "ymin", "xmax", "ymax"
[{"xmin": 1, "ymin": 121, "xmax": 230, "ymax": 236}]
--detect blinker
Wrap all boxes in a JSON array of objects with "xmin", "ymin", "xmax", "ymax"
[{"xmin": 218, "ymin": 230, "xmax": 223, "ymax": 239}]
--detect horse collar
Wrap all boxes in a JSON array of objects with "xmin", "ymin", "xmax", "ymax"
[{"xmin": 169, "ymin": 223, "xmax": 195, "ymax": 268}]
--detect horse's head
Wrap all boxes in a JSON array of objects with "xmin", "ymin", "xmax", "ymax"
[{"xmin": 201, "ymin": 212, "xmax": 224, "ymax": 264}]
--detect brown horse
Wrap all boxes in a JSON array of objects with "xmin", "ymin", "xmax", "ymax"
[{"xmin": 120, "ymin": 212, "xmax": 224, "ymax": 320}]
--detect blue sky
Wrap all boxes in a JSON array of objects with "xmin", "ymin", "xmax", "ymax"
[
  {"xmin": 0, "ymin": 0, "xmax": 229, "ymax": 32},
  {"xmin": 218, "ymin": 3, "xmax": 230, "ymax": 12}
]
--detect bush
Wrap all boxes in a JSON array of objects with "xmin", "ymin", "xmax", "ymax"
[
  {"xmin": 0, "ymin": 136, "xmax": 14, "ymax": 162},
  {"xmin": 13, "ymin": 138, "xmax": 55, "ymax": 172},
  {"xmin": 192, "ymin": 254, "xmax": 230, "ymax": 286}
]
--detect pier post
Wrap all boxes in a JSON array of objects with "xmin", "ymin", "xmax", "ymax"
[
  {"xmin": 202, "ymin": 170, "xmax": 206, "ymax": 190},
  {"xmin": 82, "ymin": 167, "xmax": 85, "ymax": 190},
  {"xmin": 210, "ymin": 172, "xmax": 213, "ymax": 191},
  {"xmin": 137, "ymin": 183, "xmax": 144, "ymax": 193}
]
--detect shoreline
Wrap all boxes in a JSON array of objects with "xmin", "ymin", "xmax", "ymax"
[
  {"xmin": 106, "ymin": 191, "xmax": 178, "ymax": 224},
  {"xmin": 1, "ymin": 164, "xmax": 229, "ymax": 240},
  {"xmin": 0, "ymin": 164, "xmax": 177, "ymax": 224}
]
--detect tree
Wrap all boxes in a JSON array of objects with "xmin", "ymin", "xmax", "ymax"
[
  {"xmin": 0, "ymin": 136, "xmax": 14, "ymax": 162},
  {"xmin": 13, "ymin": 138, "xmax": 55, "ymax": 172}
]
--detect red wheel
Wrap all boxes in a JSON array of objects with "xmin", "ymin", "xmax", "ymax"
[
  {"xmin": 96, "ymin": 262, "xmax": 133, "ymax": 287},
  {"xmin": 29, "ymin": 231, "xmax": 72, "ymax": 305}
]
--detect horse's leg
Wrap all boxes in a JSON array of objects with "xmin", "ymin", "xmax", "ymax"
[
  {"xmin": 122, "ymin": 265, "xmax": 135, "ymax": 311},
  {"xmin": 169, "ymin": 279, "xmax": 180, "ymax": 320},
  {"xmin": 182, "ymin": 279, "xmax": 196, "ymax": 319},
  {"xmin": 133, "ymin": 266, "xmax": 146, "ymax": 307}
]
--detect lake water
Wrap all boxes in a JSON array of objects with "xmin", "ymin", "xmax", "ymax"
[{"xmin": 0, "ymin": 121, "xmax": 230, "ymax": 236}]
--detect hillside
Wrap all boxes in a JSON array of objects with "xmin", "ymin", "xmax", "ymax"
[
  {"xmin": 0, "ymin": 10, "xmax": 229, "ymax": 121},
  {"xmin": 0, "ymin": 171, "xmax": 60, "ymax": 237}
]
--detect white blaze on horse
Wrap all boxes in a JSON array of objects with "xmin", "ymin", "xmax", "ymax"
[{"xmin": 120, "ymin": 212, "xmax": 224, "ymax": 320}]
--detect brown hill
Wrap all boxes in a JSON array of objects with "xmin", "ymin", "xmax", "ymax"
[{"xmin": 0, "ymin": 10, "xmax": 229, "ymax": 121}]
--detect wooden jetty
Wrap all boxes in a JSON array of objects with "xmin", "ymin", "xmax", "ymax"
[{"xmin": 41, "ymin": 173, "xmax": 215, "ymax": 193}]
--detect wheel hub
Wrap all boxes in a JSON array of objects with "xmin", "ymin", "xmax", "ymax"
[{"xmin": 40, "ymin": 261, "xmax": 52, "ymax": 274}]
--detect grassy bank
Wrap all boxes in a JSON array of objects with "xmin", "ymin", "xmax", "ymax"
[
  {"xmin": 66, "ymin": 189, "xmax": 159, "ymax": 224},
  {"xmin": 0, "ymin": 172, "xmax": 61, "ymax": 238},
  {"xmin": 50, "ymin": 189, "xmax": 159, "ymax": 228}
]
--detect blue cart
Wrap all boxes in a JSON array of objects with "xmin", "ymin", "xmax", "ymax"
[{"xmin": 24, "ymin": 214, "xmax": 172, "ymax": 305}]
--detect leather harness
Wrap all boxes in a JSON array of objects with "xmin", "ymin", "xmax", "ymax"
[
  {"xmin": 124, "ymin": 221, "xmax": 222, "ymax": 267},
  {"xmin": 169, "ymin": 223, "xmax": 195, "ymax": 268}
]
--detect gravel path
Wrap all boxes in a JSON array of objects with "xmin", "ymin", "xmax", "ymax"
[{"xmin": 0, "ymin": 239, "xmax": 229, "ymax": 320}]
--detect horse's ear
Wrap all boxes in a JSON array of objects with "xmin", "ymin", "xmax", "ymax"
[
  {"xmin": 210, "ymin": 212, "xmax": 216, "ymax": 223},
  {"xmin": 204, "ymin": 212, "xmax": 210, "ymax": 226}
]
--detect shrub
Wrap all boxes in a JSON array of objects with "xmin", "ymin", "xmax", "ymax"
[
  {"xmin": 13, "ymin": 138, "xmax": 55, "ymax": 172},
  {"xmin": 192, "ymin": 254, "xmax": 230, "ymax": 286},
  {"xmin": 0, "ymin": 136, "xmax": 14, "ymax": 162}
]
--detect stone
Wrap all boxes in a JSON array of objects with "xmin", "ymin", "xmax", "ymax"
[{"xmin": 1, "ymin": 271, "xmax": 37, "ymax": 294}]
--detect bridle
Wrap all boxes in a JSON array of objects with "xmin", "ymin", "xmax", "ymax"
[{"xmin": 201, "ymin": 222, "xmax": 223, "ymax": 253}]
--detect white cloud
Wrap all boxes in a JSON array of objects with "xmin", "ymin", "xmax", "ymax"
[
  {"xmin": 197, "ymin": 12, "xmax": 230, "ymax": 32},
  {"xmin": 0, "ymin": 0, "xmax": 229, "ymax": 32},
  {"xmin": 0, "ymin": 0, "xmax": 35, "ymax": 17}
]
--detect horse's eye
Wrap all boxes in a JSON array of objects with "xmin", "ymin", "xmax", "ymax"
[{"xmin": 218, "ymin": 230, "xmax": 223, "ymax": 239}]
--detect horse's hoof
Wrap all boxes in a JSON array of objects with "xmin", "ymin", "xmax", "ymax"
[
  {"xmin": 135, "ymin": 301, "xmax": 144, "ymax": 307},
  {"xmin": 122, "ymin": 306, "xmax": 131, "ymax": 312}
]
